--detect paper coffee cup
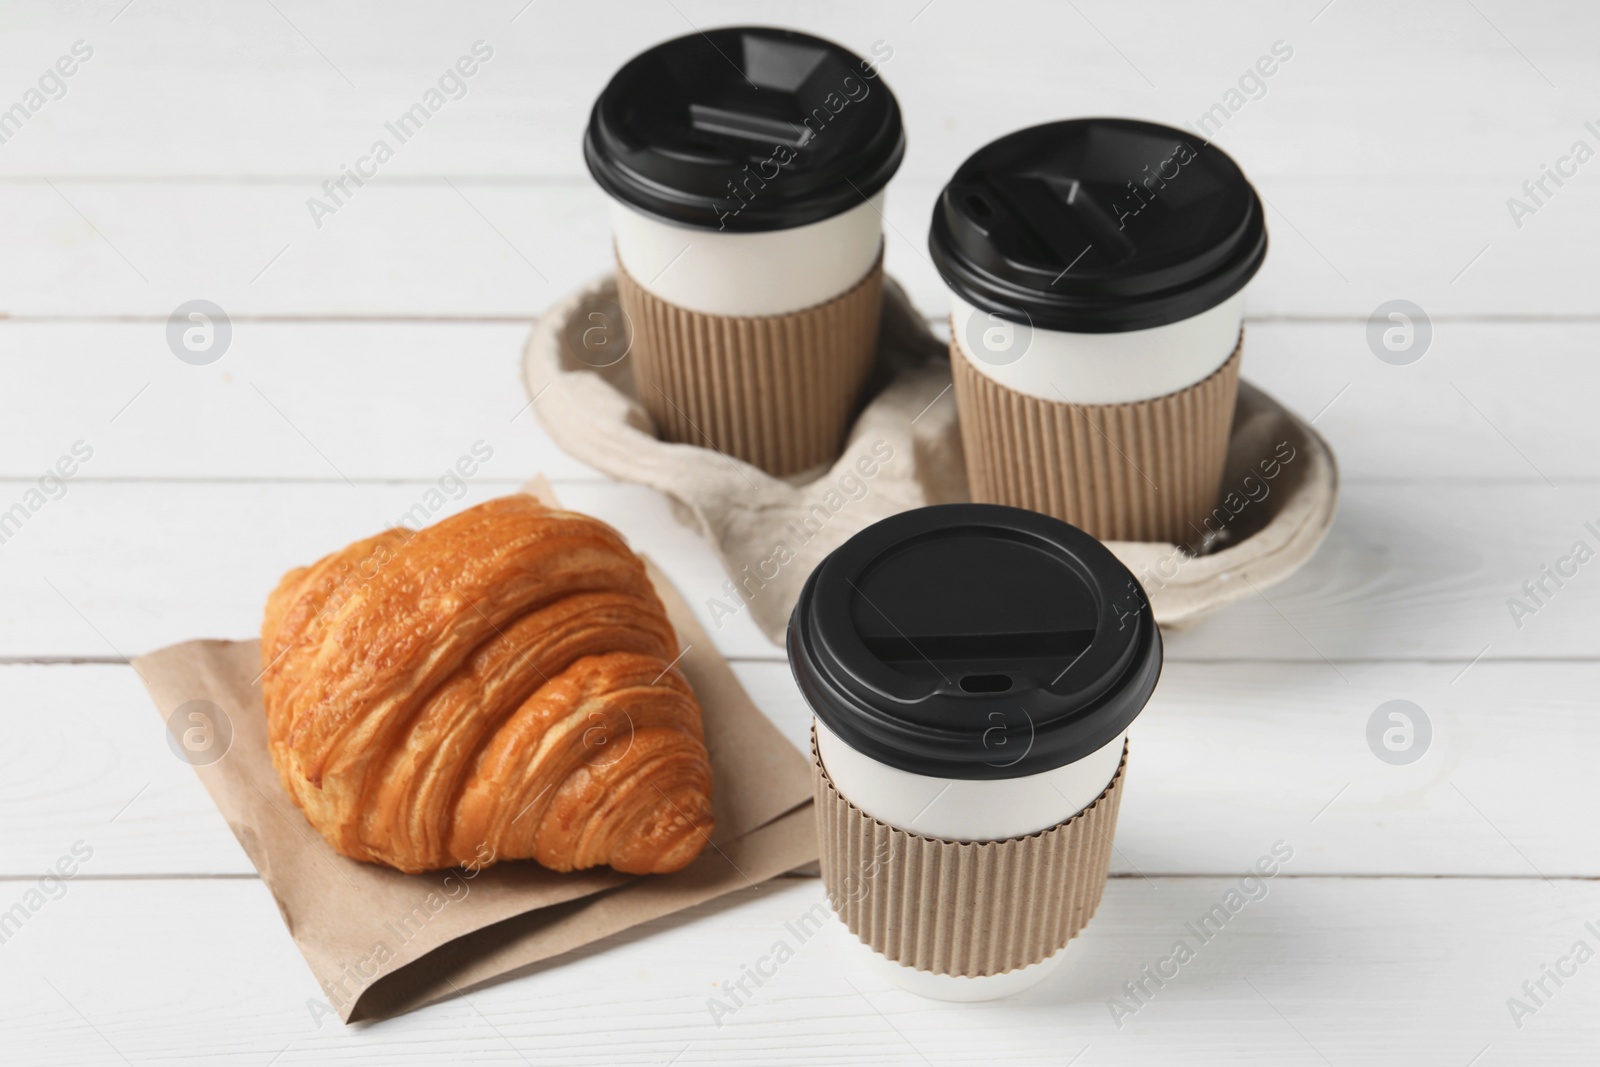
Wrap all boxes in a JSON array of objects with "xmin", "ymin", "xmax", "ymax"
[
  {"xmin": 788, "ymin": 503, "xmax": 1163, "ymax": 1000},
  {"xmin": 929, "ymin": 119, "xmax": 1268, "ymax": 543},
  {"xmin": 585, "ymin": 28, "xmax": 905, "ymax": 477}
]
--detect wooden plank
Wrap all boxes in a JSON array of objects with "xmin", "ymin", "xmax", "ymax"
[
  {"xmin": 0, "ymin": 479, "xmax": 1593, "ymax": 662},
  {"xmin": 0, "ymin": 0, "xmax": 1586, "ymax": 183},
  {"xmin": 1160, "ymin": 478, "xmax": 1600, "ymax": 663},
  {"xmin": 0, "ymin": 478, "xmax": 778, "ymax": 661},
  {"xmin": 3, "ymin": 177, "xmax": 1595, "ymax": 320},
  {"xmin": 740, "ymin": 658, "xmax": 1600, "ymax": 881},
  {"xmin": 3, "ymin": 319, "xmax": 1594, "ymax": 483},
  {"xmin": 0, "ymin": 2, "xmax": 1584, "ymax": 1058},
  {"xmin": 3, "ymin": 660, "xmax": 1591, "ymax": 879},
  {"xmin": 2, "ymin": 0, "xmax": 1592, "ymax": 319},
  {"xmin": 0, "ymin": 321, "xmax": 599, "ymax": 482},
  {"xmin": 0, "ymin": 875, "xmax": 1591, "ymax": 1063}
]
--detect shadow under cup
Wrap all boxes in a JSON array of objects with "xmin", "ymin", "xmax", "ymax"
[
  {"xmin": 585, "ymin": 27, "xmax": 906, "ymax": 477},
  {"xmin": 787, "ymin": 503, "xmax": 1163, "ymax": 1000},
  {"xmin": 930, "ymin": 118, "xmax": 1269, "ymax": 545}
]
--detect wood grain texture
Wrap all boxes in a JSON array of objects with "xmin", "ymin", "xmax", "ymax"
[
  {"xmin": 4, "ymin": 660, "xmax": 1593, "ymax": 880},
  {"xmin": 0, "ymin": 478, "xmax": 1593, "ymax": 662},
  {"xmin": 0, "ymin": 0, "xmax": 1591, "ymax": 319},
  {"xmin": 0, "ymin": 0, "xmax": 1590, "ymax": 1058},
  {"xmin": 5, "ymin": 319, "xmax": 1594, "ymax": 484},
  {"xmin": 0, "ymin": 876, "xmax": 1594, "ymax": 1064},
  {"xmin": 0, "ymin": 0, "xmax": 1588, "ymax": 185},
  {"xmin": 2, "ymin": 178, "xmax": 1595, "ymax": 319}
]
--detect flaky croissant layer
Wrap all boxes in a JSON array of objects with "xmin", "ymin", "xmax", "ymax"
[{"xmin": 259, "ymin": 495, "xmax": 715, "ymax": 875}]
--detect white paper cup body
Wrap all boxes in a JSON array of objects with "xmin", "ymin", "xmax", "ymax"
[
  {"xmin": 816, "ymin": 716, "xmax": 1124, "ymax": 1000},
  {"xmin": 610, "ymin": 193, "xmax": 885, "ymax": 317},
  {"xmin": 815, "ymin": 718, "xmax": 1123, "ymax": 841},
  {"xmin": 949, "ymin": 290, "xmax": 1245, "ymax": 404}
]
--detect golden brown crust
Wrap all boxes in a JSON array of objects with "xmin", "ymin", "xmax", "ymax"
[
  {"xmin": 261, "ymin": 528, "xmax": 414, "ymax": 796},
  {"xmin": 259, "ymin": 495, "xmax": 714, "ymax": 875}
]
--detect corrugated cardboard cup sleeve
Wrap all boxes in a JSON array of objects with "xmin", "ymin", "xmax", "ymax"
[
  {"xmin": 616, "ymin": 252, "xmax": 884, "ymax": 478},
  {"xmin": 813, "ymin": 734, "xmax": 1128, "ymax": 978},
  {"xmin": 951, "ymin": 333, "xmax": 1243, "ymax": 545}
]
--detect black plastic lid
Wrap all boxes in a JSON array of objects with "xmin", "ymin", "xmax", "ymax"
[
  {"xmin": 929, "ymin": 119, "xmax": 1267, "ymax": 333},
  {"xmin": 584, "ymin": 27, "xmax": 904, "ymax": 233},
  {"xmin": 788, "ymin": 504, "xmax": 1162, "ymax": 780}
]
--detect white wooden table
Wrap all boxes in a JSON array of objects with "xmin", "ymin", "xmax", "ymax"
[{"xmin": 2, "ymin": 1, "xmax": 1596, "ymax": 1063}]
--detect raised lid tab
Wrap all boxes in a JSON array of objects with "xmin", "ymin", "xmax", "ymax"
[
  {"xmin": 788, "ymin": 504, "xmax": 1162, "ymax": 779},
  {"xmin": 585, "ymin": 27, "xmax": 904, "ymax": 233},
  {"xmin": 929, "ymin": 118, "xmax": 1266, "ymax": 333}
]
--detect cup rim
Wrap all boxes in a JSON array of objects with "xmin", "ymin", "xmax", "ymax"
[
  {"xmin": 928, "ymin": 117, "xmax": 1267, "ymax": 333},
  {"xmin": 787, "ymin": 503, "xmax": 1162, "ymax": 779},
  {"xmin": 585, "ymin": 26, "xmax": 906, "ymax": 233}
]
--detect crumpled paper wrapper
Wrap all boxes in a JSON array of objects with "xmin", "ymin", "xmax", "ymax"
[
  {"xmin": 523, "ymin": 273, "xmax": 1339, "ymax": 643},
  {"xmin": 134, "ymin": 481, "xmax": 818, "ymax": 1023}
]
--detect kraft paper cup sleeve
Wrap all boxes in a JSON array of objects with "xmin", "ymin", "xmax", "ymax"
[
  {"xmin": 525, "ymin": 284, "xmax": 1336, "ymax": 636},
  {"xmin": 616, "ymin": 251, "xmax": 884, "ymax": 478},
  {"xmin": 952, "ymin": 333, "xmax": 1244, "ymax": 545},
  {"xmin": 131, "ymin": 478, "xmax": 819, "ymax": 1023},
  {"xmin": 812, "ymin": 731, "xmax": 1128, "ymax": 978}
]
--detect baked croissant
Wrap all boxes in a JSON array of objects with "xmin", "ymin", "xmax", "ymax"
[{"xmin": 259, "ymin": 494, "xmax": 715, "ymax": 876}]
